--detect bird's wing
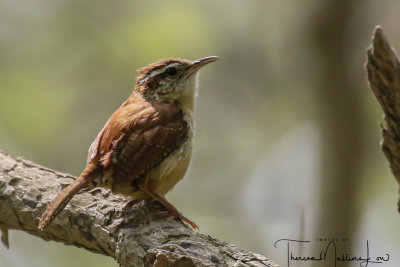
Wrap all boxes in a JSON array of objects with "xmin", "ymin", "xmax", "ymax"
[
  {"xmin": 87, "ymin": 97, "xmax": 188, "ymax": 182},
  {"xmin": 86, "ymin": 100, "xmax": 131, "ymax": 164}
]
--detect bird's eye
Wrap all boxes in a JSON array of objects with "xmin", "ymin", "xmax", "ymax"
[{"xmin": 165, "ymin": 67, "xmax": 177, "ymax": 77}]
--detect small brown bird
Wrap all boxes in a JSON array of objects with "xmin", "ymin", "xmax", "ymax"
[{"xmin": 38, "ymin": 56, "xmax": 219, "ymax": 230}]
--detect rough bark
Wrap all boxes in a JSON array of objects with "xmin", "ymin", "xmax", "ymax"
[
  {"xmin": 0, "ymin": 150, "xmax": 277, "ymax": 267},
  {"xmin": 366, "ymin": 26, "xmax": 400, "ymax": 212}
]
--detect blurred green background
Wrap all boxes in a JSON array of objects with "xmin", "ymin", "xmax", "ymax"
[{"xmin": 1, "ymin": 0, "xmax": 400, "ymax": 266}]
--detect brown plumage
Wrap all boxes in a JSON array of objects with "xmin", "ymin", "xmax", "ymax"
[{"xmin": 38, "ymin": 56, "xmax": 219, "ymax": 230}]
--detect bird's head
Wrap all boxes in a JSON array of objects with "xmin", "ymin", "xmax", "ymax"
[{"xmin": 135, "ymin": 56, "xmax": 219, "ymax": 110}]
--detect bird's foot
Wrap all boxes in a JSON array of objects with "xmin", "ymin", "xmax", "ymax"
[
  {"xmin": 122, "ymin": 199, "xmax": 141, "ymax": 212},
  {"xmin": 149, "ymin": 209, "xmax": 199, "ymax": 230}
]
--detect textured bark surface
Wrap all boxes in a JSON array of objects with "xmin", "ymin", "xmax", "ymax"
[
  {"xmin": 0, "ymin": 150, "xmax": 277, "ymax": 267},
  {"xmin": 366, "ymin": 26, "xmax": 400, "ymax": 211}
]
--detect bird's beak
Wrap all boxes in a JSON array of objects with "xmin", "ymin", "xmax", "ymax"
[{"xmin": 186, "ymin": 56, "xmax": 220, "ymax": 76}]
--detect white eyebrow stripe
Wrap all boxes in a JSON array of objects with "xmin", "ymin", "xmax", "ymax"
[
  {"xmin": 139, "ymin": 62, "xmax": 181, "ymax": 85},
  {"xmin": 165, "ymin": 62, "xmax": 180, "ymax": 68},
  {"xmin": 148, "ymin": 68, "xmax": 164, "ymax": 78},
  {"xmin": 149, "ymin": 63, "xmax": 180, "ymax": 78},
  {"xmin": 139, "ymin": 70, "xmax": 162, "ymax": 85}
]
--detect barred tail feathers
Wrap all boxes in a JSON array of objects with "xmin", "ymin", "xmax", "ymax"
[{"xmin": 38, "ymin": 163, "xmax": 97, "ymax": 230}]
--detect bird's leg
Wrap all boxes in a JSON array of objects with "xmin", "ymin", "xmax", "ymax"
[
  {"xmin": 152, "ymin": 194, "xmax": 199, "ymax": 230},
  {"xmin": 137, "ymin": 184, "xmax": 199, "ymax": 230}
]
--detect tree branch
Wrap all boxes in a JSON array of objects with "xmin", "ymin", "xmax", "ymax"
[
  {"xmin": 0, "ymin": 149, "xmax": 277, "ymax": 267},
  {"xmin": 366, "ymin": 26, "xmax": 400, "ymax": 211}
]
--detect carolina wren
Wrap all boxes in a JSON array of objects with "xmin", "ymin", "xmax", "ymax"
[{"xmin": 38, "ymin": 56, "xmax": 219, "ymax": 230}]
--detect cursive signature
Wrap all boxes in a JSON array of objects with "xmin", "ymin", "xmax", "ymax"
[{"xmin": 274, "ymin": 239, "xmax": 389, "ymax": 267}]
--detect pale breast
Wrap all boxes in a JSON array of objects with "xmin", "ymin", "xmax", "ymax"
[
  {"xmin": 145, "ymin": 133, "xmax": 193, "ymax": 196},
  {"xmin": 138, "ymin": 103, "xmax": 194, "ymax": 196}
]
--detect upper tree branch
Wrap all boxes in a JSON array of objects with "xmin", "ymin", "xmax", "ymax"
[
  {"xmin": 366, "ymin": 26, "xmax": 400, "ymax": 211},
  {"xmin": 0, "ymin": 150, "xmax": 277, "ymax": 267}
]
